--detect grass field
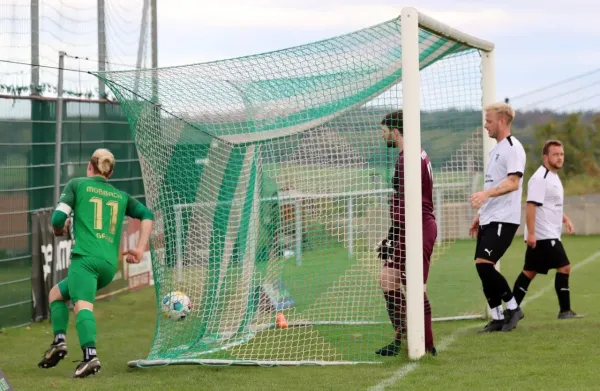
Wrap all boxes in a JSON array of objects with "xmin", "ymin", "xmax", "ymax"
[{"xmin": 1, "ymin": 234, "xmax": 599, "ymax": 390}]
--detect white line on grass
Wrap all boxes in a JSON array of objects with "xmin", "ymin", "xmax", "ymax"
[{"xmin": 369, "ymin": 249, "xmax": 600, "ymax": 391}]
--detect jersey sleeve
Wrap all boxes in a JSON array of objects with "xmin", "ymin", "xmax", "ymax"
[
  {"xmin": 506, "ymin": 144, "xmax": 526, "ymax": 178},
  {"xmin": 125, "ymin": 195, "xmax": 155, "ymax": 221},
  {"xmin": 526, "ymin": 176, "xmax": 546, "ymax": 206},
  {"xmin": 421, "ymin": 153, "xmax": 433, "ymax": 193},
  {"xmin": 51, "ymin": 179, "xmax": 77, "ymax": 228}
]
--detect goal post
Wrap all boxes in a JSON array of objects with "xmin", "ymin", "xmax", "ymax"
[
  {"xmin": 400, "ymin": 7, "xmax": 495, "ymax": 360},
  {"xmin": 94, "ymin": 7, "xmax": 495, "ymax": 367}
]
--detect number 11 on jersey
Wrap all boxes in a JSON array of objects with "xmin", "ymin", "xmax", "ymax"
[{"xmin": 90, "ymin": 197, "xmax": 119, "ymax": 235}]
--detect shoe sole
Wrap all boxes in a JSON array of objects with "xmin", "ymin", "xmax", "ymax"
[
  {"xmin": 73, "ymin": 365, "xmax": 101, "ymax": 378},
  {"xmin": 38, "ymin": 350, "xmax": 68, "ymax": 369}
]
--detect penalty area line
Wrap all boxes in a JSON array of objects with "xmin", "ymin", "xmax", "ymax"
[{"xmin": 369, "ymin": 249, "xmax": 600, "ymax": 391}]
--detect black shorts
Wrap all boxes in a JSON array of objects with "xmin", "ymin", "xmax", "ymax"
[
  {"xmin": 474, "ymin": 222, "xmax": 519, "ymax": 263},
  {"xmin": 524, "ymin": 239, "xmax": 570, "ymax": 274}
]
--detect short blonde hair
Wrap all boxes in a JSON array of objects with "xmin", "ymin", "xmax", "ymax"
[
  {"xmin": 90, "ymin": 148, "xmax": 115, "ymax": 176},
  {"xmin": 485, "ymin": 102, "xmax": 516, "ymax": 125}
]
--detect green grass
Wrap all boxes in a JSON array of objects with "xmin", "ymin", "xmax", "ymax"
[{"xmin": 1, "ymin": 235, "xmax": 599, "ymax": 390}]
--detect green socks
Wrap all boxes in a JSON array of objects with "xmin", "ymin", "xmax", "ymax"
[
  {"xmin": 50, "ymin": 302, "xmax": 97, "ymax": 354},
  {"xmin": 76, "ymin": 309, "xmax": 97, "ymax": 349},
  {"xmin": 50, "ymin": 300, "xmax": 69, "ymax": 337}
]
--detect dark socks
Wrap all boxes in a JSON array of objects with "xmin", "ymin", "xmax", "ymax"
[
  {"xmin": 83, "ymin": 347, "xmax": 97, "ymax": 362},
  {"xmin": 424, "ymin": 294, "xmax": 434, "ymax": 350},
  {"xmin": 476, "ymin": 263, "xmax": 502, "ymax": 310},
  {"xmin": 491, "ymin": 269, "xmax": 515, "ymax": 304},
  {"xmin": 513, "ymin": 272, "xmax": 532, "ymax": 305},
  {"xmin": 555, "ymin": 272, "xmax": 571, "ymax": 312},
  {"xmin": 384, "ymin": 290, "xmax": 405, "ymax": 343}
]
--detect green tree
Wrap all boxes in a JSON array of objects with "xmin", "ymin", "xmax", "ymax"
[{"xmin": 524, "ymin": 113, "xmax": 600, "ymax": 195}]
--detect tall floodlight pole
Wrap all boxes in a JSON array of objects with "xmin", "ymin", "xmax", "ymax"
[
  {"xmin": 31, "ymin": 0, "xmax": 40, "ymax": 93},
  {"xmin": 151, "ymin": 0, "xmax": 158, "ymax": 102},
  {"xmin": 134, "ymin": 0, "xmax": 151, "ymax": 94},
  {"xmin": 97, "ymin": 0, "xmax": 107, "ymax": 98},
  {"xmin": 53, "ymin": 51, "xmax": 66, "ymax": 208}
]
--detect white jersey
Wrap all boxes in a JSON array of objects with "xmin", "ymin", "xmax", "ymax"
[
  {"xmin": 524, "ymin": 165, "xmax": 564, "ymax": 240},
  {"xmin": 479, "ymin": 135, "xmax": 526, "ymax": 226}
]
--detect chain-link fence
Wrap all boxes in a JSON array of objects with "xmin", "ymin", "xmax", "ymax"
[{"xmin": 0, "ymin": 95, "xmax": 145, "ymax": 328}]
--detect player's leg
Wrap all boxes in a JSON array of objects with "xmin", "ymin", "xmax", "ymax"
[
  {"xmin": 377, "ymin": 262, "xmax": 404, "ymax": 356},
  {"xmin": 512, "ymin": 245, "xmax": 540, "ymax": 305},
  {"xmin": 475, "ymin": 223, "xmax": 523, "ymax": 332},
  {"xmin": 491, "ymin": 223, "xmax": 524, "ymax": 331},
  {"xmin": 68, "ymin": 256, "xmax": 105, "ymax": 378},
  {"xmin": 38, "ymin": 280, "xmax": 70, "ymax": 368},
  {"xmin": 553, "ymin": 242, "xmax": 584, "ymax": 319},
  {"xmin": 422, "ymin": 218, "xmax": 436, "ymax": 355},
  {"xmin": 474, "ymin": 224, "xmax": 505, "ymax": 332}
]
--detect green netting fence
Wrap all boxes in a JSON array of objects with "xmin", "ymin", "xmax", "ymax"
[{"xmin": 0, "ymin": 96, "xmax": 145, "ymax": 328}]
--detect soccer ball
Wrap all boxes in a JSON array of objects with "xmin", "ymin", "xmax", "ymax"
[{"xmin": 161, "ymin": 291, "xmax": 192, "ymax": 320}]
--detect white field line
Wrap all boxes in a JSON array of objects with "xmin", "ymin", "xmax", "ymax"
[{"xmin": 369, "ymin": 250, "xmax": 600, "ymax": 391}]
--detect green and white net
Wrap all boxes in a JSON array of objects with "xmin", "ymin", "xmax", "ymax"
[{"xmin": 97, "ymin": 15, "xmax": 488, "ymax": 366}]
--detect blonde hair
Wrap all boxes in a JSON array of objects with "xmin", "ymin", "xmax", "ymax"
[
  {"xmin": 485, "ymin": 102, "xmax": 516, "ymax": 125},
  {"xmin": 90, "ymin": 148, "xmax": 115, "ymax": 176}
]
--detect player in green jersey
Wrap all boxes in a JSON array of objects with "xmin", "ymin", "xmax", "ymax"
[{"xmin": 37, "ymin": 148, "xmax": 155, "ymax": 378}]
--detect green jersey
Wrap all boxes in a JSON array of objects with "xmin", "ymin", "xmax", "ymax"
[{"xmin": 55, "ymin": 176, "xmax": 153, "ymax": 264}]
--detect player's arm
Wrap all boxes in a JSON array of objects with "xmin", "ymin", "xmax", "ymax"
[
  {"xmin": 51, "ymin": 179, "xmax": 76, "ymax": 236},
  {"xmin": 486, "ymin": 144, "xmax": 526, "ymax": 198},
  {"xmin": 484, "ymin": 174, "xmax": 521, "ymax": 198},
  {"xmin": 470, "ymin": 145, "xmax": 525, "ymax": 209},
  {"xmin": 125, "ymin": 195, "xmax": 155, "ymax": 255},
  {"xmin": 525, "ymin": 176, "xmax": 545, "ymax": 247},
  {"xmin": 563, "ymin": 213, "xmax": 575, "ymax": 234}
]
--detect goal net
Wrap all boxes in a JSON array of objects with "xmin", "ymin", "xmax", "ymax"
[{"xmin": 96, "ymin": 8, "xmax": 494, "ymax": 366}]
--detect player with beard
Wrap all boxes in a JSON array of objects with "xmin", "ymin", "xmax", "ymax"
[
  {"xmin": 512, "ymin": 140, "xmax": 584, "ymax": 319},
  {"xmin": 375, "ymin": 110, "xmax": 438, "ymax": 356}
]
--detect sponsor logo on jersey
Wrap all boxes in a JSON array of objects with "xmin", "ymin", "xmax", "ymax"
[{"xmin": 86, "ymin": 186, "xmax": 124, "ymax": 199}]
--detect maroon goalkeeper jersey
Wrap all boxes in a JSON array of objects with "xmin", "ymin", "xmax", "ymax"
[{"xmin": 390, "ymin": 149, "xmax": 435, "ymax": 226}]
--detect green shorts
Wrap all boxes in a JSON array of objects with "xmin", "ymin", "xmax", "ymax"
[{"xmin": 57, "ymin": 254, "xmax": 117, "ymax": 304}]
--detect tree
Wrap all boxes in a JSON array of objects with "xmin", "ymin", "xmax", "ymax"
[
  {"xmin": 524, "ymin": 113, "xmax": 600, "ymax": 194},
  {"xmin": 525, "ymin": 113, "xmax": 600, "ymax": 176}
]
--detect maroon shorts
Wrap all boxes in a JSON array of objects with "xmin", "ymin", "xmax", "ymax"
[{"xmin": 383, "ymin": 218, "xmax": 437, "ymax": 285}]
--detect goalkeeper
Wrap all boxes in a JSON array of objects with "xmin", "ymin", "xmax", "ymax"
[
  {"xmin": 376, "ymin": 111, "xmax": 438, "ymax": 357},
  {"xmin": 37, "ymin": 148, "xmax": 154, "ymax": 378}
]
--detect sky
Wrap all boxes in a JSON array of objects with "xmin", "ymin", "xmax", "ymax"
[
  {"xmin": 154, "ymin": 0, "xmax": 600, "ymax": 112},
  {"xmin": 1, "ymin": 0, "xmax": 599, "ymax": 112}
]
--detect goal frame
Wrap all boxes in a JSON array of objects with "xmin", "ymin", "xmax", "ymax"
[
  {"xmin": 121, "ymin": 6, "xmax": 497, "ymax": 368},
  {"xmin": 401, "ymin": 7, "xmax": 495, "ymax": 360}
]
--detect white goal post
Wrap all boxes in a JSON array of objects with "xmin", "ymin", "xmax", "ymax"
[{"xmin": 401, "ymin": 7, "xmax": 495, "ymax": 359}]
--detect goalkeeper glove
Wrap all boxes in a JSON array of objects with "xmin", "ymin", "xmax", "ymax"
[
  {"xmin": 377, "ymin": 223, "xmax": 401, "ymax": 260},
  {"xmin": 376, "ymin": 238, "xmax": 395, "ymax": 260}
]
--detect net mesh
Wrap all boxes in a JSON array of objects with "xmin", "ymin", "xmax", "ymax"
[{"xmin": 97, "ymin": 16, "xmax": 487, "ymax": 365}]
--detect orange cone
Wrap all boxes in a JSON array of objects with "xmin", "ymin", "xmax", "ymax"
[{"xmin": 276, "ymin": 312, "xmax": 288, "ymax": 329}]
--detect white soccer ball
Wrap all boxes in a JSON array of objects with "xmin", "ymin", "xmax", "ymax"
[{"xmin": 161, "ymin": 291, "xmax": 192, "ymax": 320}]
